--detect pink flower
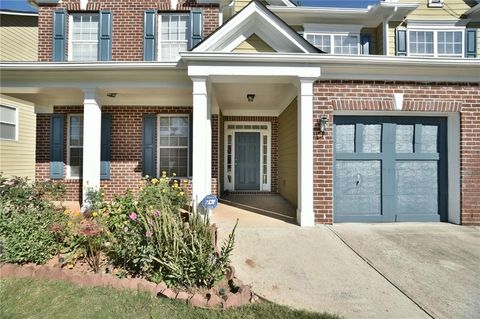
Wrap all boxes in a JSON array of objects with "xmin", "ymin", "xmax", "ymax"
[
  {"xmin": 145, "ymin": 231, "xmax": 153, "ymax": 238},
  {"xmin": 154, "ymin": 210, "xmax": 161, "ymax": 217},
  {"xmin": 129, "ymin": 212, "xmax": 137, "ymax": 221}
]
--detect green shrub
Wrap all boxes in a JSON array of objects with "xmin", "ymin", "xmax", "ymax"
[
  {"xmin": 0, "ymin": 176, "xmax": 68, "ymax": 264},
  {"xmin": 103, "ymin": 176, "xmax": 236, "ymax": 288},
  {"xmin": 0, "ymin": 207, "xmax": 68, "ymax": 264}
]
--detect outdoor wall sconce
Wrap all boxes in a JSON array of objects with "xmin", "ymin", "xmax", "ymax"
[
  {"xmin": 107, "ymin": 92, "xmax": 117, "ymax": 98},
  {"xmin": 247, "ymin": 94, "xmax": 255, "ymax": 102},
  {"xmin": 320, "ymin": 115, "xmax": 328, "ymax": 135}
]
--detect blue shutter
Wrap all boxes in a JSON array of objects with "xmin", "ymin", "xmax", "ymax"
[
  {"xmin": 98, "ymin": 11, "xmax": 112, "ymax": 61},
  {"xmin": 360, "ymin": 33, "xmax": 371, "ymax": 55},
  {"xmin": 466, "ymin": 29, "xmax": 477, "ymax": 58},
  {"xmin": 143, "ymin": 10, "xmax": 157, "ymax": 61},
  {"xmin": 52, "ymin": 10, "xmax": 66, "ymax": 61},
  {"xmin": 50, "ymin": 114, "xmax": 64, "ymax": 179},
  {"xmin": 142, "ymin": 114, "xmax": 156, "ymax": 177},
  {"xmin": 396, "ymin": 29, "xmax": 407, "ymax": 56},
  {"xmin": 100, "ymin": 114, "xmax": 112, "ymax": 180},
  {"xmin": 190, "ymin": 9, "xmax": 203, "ymax": 49}
]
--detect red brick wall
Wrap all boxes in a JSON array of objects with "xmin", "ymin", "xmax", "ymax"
[
  {"xmin": 36, "ymin": 106, "xmax": 194, "ymax": 202},
  {"xmin": 222, "ymin": 116, "xmax": 279, "ymax": 193},
  {"xmin": 313, "ymin": 80, "xmax": 480, "ymax": 225},
  {"xmin": 38, "ymin": 0, "xmax": 219, "ymax": 62}
]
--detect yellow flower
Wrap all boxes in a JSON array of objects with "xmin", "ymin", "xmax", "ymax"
[
  {"xmin": 123, "ymin": 220, "xmax": 128, "ymax": 225},
  {"xmin": 67, "ymin": 221, "xmax": 73, "ymax": 227},
  {"xmin": 179, "ymin": 192, "xmax": 184, "ymax": 196},
  {"xmin": 162, "ymin": 189, "xmax": 166, "ymax": 193},
  {"xmin": 92, "ymin": 212, "xmax": 98, "ymax": 218},
  {"xmin": 152, "ymin": 178, "xmax": 159, "ymax": 184},
  {"xmin": 162, "ymin": 171, "xmax": 167, "ymax": 177},
  {"xmin": 172, "ymin": 172, "xmax": 176, "ymax": 177}
]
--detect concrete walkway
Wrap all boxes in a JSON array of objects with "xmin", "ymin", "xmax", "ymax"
[{"xmin": 212, "ymin": 204, "xmax": 479, "ymax": 319}]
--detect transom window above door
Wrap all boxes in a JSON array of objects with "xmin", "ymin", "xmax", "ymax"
[{"xmin": 70, "ymin": 13, "xmax": 99, "ymax": 62}]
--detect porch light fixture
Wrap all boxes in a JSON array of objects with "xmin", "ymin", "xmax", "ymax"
[
  {"xmin": 320, "ymin": 115, "xmax": 328, "ymax": 135},
  {"xmin": 247, "ymin": 94, "xmax": 255, "ymax": 102},
  {"xmin": 107, "ymin": 92, "xmax": 117, "ymax": 98}
]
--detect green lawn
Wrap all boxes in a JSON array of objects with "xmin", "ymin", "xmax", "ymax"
[{"xmin": 0, "ymin": 278, "xmax": 340, "ymax": 319}]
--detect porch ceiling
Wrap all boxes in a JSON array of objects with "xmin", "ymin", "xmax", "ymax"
[{"xmin": 213, "ymin": 82, "xmax": 297, "ymax": 116}]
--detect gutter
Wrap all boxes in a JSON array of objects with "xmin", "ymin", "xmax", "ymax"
[{"xmin": 0, "ymin": 61, "xmax": 181, "ymax": 71}]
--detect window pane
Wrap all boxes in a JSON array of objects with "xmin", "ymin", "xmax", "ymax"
[
  {"xmin": 159, "ymin": 147, "xmax": 188, "ymax": 177},
  {"xmin": 395, "ymin": 125, "xmax": 414, "ymax": 153},
  {"xmin": 70, "ymin": 14, "xmax": 99, "ymax": 62},
  {"xmin": 159, "ymin": 14, "xmax": 189, "ymax": 61},
  {"xmin": 70, "ymin": 148, "xmax": 83, "ymax": 178},
  {"xmin": 0, "ymin": 105, "xmax": 16, "ymax": 123},
  {"xmin": 70, "ymin": 116, "xmax": 83, "ymax": 146},
  {"xmin": 0, "ymin": 123, "xmax": 16, "ymax": 140},
  {"xmin": 362, "ymin": 124, "xmax": 381, "ymax": 153},
  {"xmin": 158, "ymin": 116, "xmax": 189, "ymax": 176},
  {"xmin": 335, "ymin": 124, "xmax": 355, "ymax": 153},
  {"xmin": 333, "ymin": 35, "xmax": 359, "ymax": 55},
  {"xmin": 408, "ymin": 31, "xmax": 434, "ymax": 56},
  {"xmin": 437, "ymin": 31, "xmax": 463, "ymax": 56}
]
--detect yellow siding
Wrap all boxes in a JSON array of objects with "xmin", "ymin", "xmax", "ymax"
[
  {"xmin": 397, "ymin": 0, "xmax": 476, "ymax": 20},
  {"xmin": 0, "ymin": 14, "xmax": 38, "ymax": 61},
  {"xmin": 278, "ymin": 98, "xmax": 297, "ymax": 207},
  {"xmin": 0, "ymin": 94, "xmax": 36, "ymax": 179},
  {"xmin": 233, "ymin": 34, "xmax": 275, "ymax": 53},
  {"xmin": 388, "ymin": 21, "xmax": 402, "ymax": 56},
  {"xmin": 376, "ymin": 24, "xmax": 384, "ymax": 55},
  {"xmin": 361, "ymin": 27, "xmax": 378, "ymax": 55},
  {"xmin": 234, "ymin": 0, "xmax": 251, "ymax": 13}
]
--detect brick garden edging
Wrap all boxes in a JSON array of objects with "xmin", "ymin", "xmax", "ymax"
[{"xmin": 0, "ymin": 263, "xmax": 256, "ymax": 309}]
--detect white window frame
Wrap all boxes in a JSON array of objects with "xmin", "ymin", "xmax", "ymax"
[
  {"xmin": 156, "ymin": 114, "xmax": 190, "ymax": 178},
  {"xmin": 157, "ymin": 13, "xmax": 189, "ymax": 62},
  {"xmin": 224, "ymin": 121, "xmax": 271, "ymax": 192},
  {"xmin": 67, "ymin": 114, "xmax": 83, "ymax": 179},
  {"xmin": 0, "ymin": 105, "xmax": 18, "ymax": 141},
  {"xmin": 68, "ymin": 13, "xmax": 100, "ymax": 62},
  {"xmin": 407, "ymin": 27, "xmax": 465, "ymax": 58},
  {"xmin": 304, "ymin": 32, "xmax": 361, "ymax": 55}
]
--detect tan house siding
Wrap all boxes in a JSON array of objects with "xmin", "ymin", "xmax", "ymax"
[
  {"xmin": 0, "ymin": 14, "xmax": 38, "ymax": 61},
  {"xmin": 0, "ymin": 95, "xmax": 36, "ymax": 179},
  {"xmin": 388, "ymin": 21, "xmax": 402, "ymax": 56},
  {"xmin": 397, "ymin": 0, "xmax": 476, "ymax": 20},
  {"xmin": 278, "ymin": 98, "xmax": 297, "ymax": 206},
  {"xmin": 234, "ymin": 0, "xmax": 251, "ymax": 13},
  {"xmin": 233, "ymin": 34, "xmax": 275, "ymax": 53}
]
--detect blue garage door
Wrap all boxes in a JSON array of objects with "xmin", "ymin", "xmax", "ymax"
[{"xmin": 333, "ymin": 117, "xmax": 447, "ymax": 222}]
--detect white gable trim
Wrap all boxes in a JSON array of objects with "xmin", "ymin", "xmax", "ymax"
[{"xmin": 193, "ymin": 0, "xmax": 319, "ymax": 54}]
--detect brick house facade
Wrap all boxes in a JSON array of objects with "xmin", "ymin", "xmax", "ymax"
[{"xmin": 2, "ymin": 0, "xmax": 479, "ymax": 226}]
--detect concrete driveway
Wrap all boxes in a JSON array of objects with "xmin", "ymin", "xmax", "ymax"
[{"xmin": 212, "ymin": 203, "xmax": 480, "ymax": 319}]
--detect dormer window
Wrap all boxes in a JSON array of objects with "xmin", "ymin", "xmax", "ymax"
[
  {"xmin": 408, "ymin": 29, "xmax": 464, "ymax": 57},
  {"xmin": 305, "ymin": 33, "xmax": 360, "ymax": 55},
  {"xmin": 69, "ymin": 13, "xmax": 100, "ymax": 62}
]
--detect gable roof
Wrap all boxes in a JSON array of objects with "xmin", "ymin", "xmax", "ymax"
[{"xmin": 192, "ymin": 0, "xmax": 322, "ymax": 54}]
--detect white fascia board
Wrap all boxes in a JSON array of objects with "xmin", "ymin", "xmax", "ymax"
[
  {"xmin": 406, "ymin": 19, "xmax": 470, "ymax": 27},
  {"xmin": 303, "ymin": 23, "xmax": 363, "ymax": 34},
  {"xmin": 0, "ymin": 61, "xmax": 181, "ymax": 71},
  {"xmin": 0, "ymin": 11, "xmax": 38, "ymax": 16},
  {"xmin": 181, "ymin": 52, "xmax": 480, "ymax": 82},
  {"xmin": 188, "ymin": 64, "xmax": 321, "ymax": 79}
]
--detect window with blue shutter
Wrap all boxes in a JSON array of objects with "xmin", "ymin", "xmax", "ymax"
[
  {"xmin": 360, "ymin": 33, "xmax": 371, "ymax": 55},
  {"xmin": 142, "ymin": 114, "xmax": 157, "ymax": 177},
  {"xmin": 52, "ymin": 10, "xmax": 66, "ymax": 62},
  {"xmin": 466, "ymin": 29, "xmax": 477, "ymax": 58},
  {"xmin": 98, "ymin": 11, "xmax": 112, "ymax": 61},
  {"xmin": 100, "ymin": 114, "xmax": 112, "ymax": 180},
  {"xmin": 190, "ymin": 9, "xmax": 203, "ymax": 49},
  {"xmin": 144, "ymin": 10, "xmax": 157, "ymax": 61},
  {"xmin": 50, "ymin": 114, "xmax": 64, "ymax": 179},
  {"xmin": 396, "ymin": 29, "xmax": 407, "ymax": 56}
]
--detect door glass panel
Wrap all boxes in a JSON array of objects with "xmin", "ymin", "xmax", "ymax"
[
  {"xmin": 334, "ymin": 160, "xmax": 381, "ymax": 215},
  {"xmin": 335, "ymin": 124, "xmax": 355, "ymax": 153},
  {"xmin": 421, "ymin": 125, "xmax": 438, "ymax": 153},
  {"xmin": 395, "ymin": 124, "xmax": 414, "ymax": 153},
  {"xmin": 362, "ymin": 124, "xmax": 381, "ymax": 153},
  {"xmin": 396, "ymin": 161, "xmax": 438, "ymax": 214}
]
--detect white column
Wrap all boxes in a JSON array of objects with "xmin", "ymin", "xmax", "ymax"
[
  {"xmin": 297, "ymin": 78, "xmax": 315, "ymax": 227},
  {"xmin": 191, "ymin": 77, "xmax": 212, "ymax": 205},
  {"xmin": 82, "ymin": 89, "xmax": 102, "ymax": 203}
]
